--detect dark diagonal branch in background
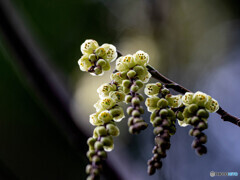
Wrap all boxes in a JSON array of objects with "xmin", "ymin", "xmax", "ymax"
[
  {"xmin": 147, "ymin": 64, "xmax": 240, "ymax": 127},
  {"xmin": 0, "ymin": 1, "xmax": 122, "ymax": 179}
]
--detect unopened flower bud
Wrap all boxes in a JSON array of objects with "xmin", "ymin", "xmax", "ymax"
[{"xmin": 106, "ymin": 124, "xmax": 120, "ymax": 137}]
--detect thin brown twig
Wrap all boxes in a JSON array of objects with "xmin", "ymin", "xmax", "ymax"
[{"xmin": 146, "ymin": 64, "xmax": 240, "ymax": 127}]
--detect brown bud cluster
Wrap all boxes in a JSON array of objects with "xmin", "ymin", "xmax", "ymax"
[{"xmin": 147, "ymin": 107, "xmax": 176, "ymax": 175}]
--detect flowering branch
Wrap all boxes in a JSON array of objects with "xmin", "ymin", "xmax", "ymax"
[{"xmin": 146, "ymin": 64, "xmax": 240, "ymax": 127}]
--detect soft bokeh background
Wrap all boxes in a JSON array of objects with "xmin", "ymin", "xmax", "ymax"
[{"xmin": 0, "ymin": 0, "xmax": 240, "ymax": 179}]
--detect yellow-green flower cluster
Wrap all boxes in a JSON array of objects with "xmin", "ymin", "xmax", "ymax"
[
  {"xmin": 178, "ymin": 91, "xmax": 219, "ymax": 127},
  {"xmin": 90, "ymin": 83, "xmax": 125, "ymax": 126},
  {"xmin": 144, "ymin": 82, "xmax": 183, "ymax": 112},
  {"xmin": 78, "ymin": 39, "xmax": 118, "ymax": 76},
  {"xmin": 111, "ymin": 51, "xmax": 151, "ymax": 86}
]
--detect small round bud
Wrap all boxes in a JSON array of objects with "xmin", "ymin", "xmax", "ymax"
[
  {"xmin": 89, "ymin": 54, "xmax": 97, "ymax": 62},
  {"xmin": 127, "ymin": 70, "xmax": 137, "ymax": 78},
  {"xmin": 138, "ymin": 106, "xmax": 144, "ymax": 114},
  {"xmin": 137, "ymin": 94, "xmax": 144, "ymax": 101},
  {"xmin": 94, "ymin": 141, "xmax": 104, "ymax": 150},
  {"xmin": 189, "ymin": 129, "xmax": 194, "ymax": 136},
  {"xmin": 94, "ymin": 47, "xmax": 106, "ymax": 57},
  {"xmin": 150, "ymin": 110, "xmax": 158, "ymax": 122},
  {"xmin": 123, "ymin": 87, "xmax": 130, "ymax": 94},
  {"xmin": 177, "ymin": 111, "xmax": 184, "ymax": 120},
  {"xmin": 132, "ymin": 97, "xmax": 140, "ymax": 106},
  {"xmin": 104, "ymin": 143, "xmax": 114, "ymax": 152},
  {"xmin": 92, "ymin": 155, "xmax": 101, "ymax": 163},
  {"xmin": 191, "ymin": 116, "xmax": 200, "ymax": 125},
  {"xmin": 102, "ymin": 61, "xmax": 111, "ymax": 71},
  {"xmin": 93, "ymin": 67, "xmax": 103, "ymax": 76},
  {"xmin": 157, "ymin": 98, "xmax": 168, "ymax": 108},
  {"xmin": 122, "ymin": 80, "xmax": 131, "ymax": 88},
  {"xmin": 162, "ymin": 119, "xmax": 171, "ymax": 127},
  {"xmin": 96, "ymin": 59, "xmax": 106, "ymax": 67},
  {"xmin": 85, "ymin": 164, "xmax": 92, "ymax": 174},
  {"xmin": 153, "ymin": 126, "xmax": 164, "ymax": 135},
  {"xmin": 87, "ymin": 137, "xmax": 96, "ymax": 147},
  {"xmin": 128, "ymin": 117, "xmax": 134, "ymax": 126},
  {"xmin": 188, "ymin": 104, "xmax": 199, "ymax": 114},
  {"xmin": 193, "ymin": 129, "xmax": 201, "ymax": 137},
  {"xmin": 196, "ymin": 145, "xmax": 207, "ymax": 155},
  {"xmin": 161, "ymin": 88, "xmax": 170, "ymax": 96},
  {"xmin": 106, "ymin": 124, "xmax": 120, "ymax": 136},
  {"xmin": 154, "ymin": 161, "xmax": 162, "ymax": 169},
  {"xmin": 95, "ymin": 126, "xmax": 107, "ymax": 136},
  {"xmin": 132, "ymin": 110, "xmax": 140, "ymax": 117},
  {"xmin": 125, "ymin": 95, "xmax": 132, "ymax": 103},
  {"xmin": 101, "ymin": 136, "xmax": 113, "ymax": 147},
  {"xmin": 148, "ymin": 165, "xmax": 156, "ymax": 175},
  {"xmin": 152, "ymin": 117, "xmax": 162, "ymax": 127},
  {"xmin": 87, "ymin": 175, "xmax": 95, "ymax": 180},
  {"xmin": 131, "ymin": 85, "xmax": 139, "ymax": 92},
  {"xmin": 133, "ymin": 65, "xmax": 144, "ymax": 75},
  {"xmin": 197, "ymin": 109, "xmax": 209, "ymax": 118},
  {"xmin": 133, "ymin": 118, "xmax": 143, "ymax": 124},
  {"xmin": 169, "ymin": 126, "xmax": 176, "ymax": 135},
  {"xmin": 86, "ymin": 150, "xmax": 95, "ymax": 160},
  {"xmin": 182, "ymin": 108, "xmax": 191, "ymax": 118},
  {"xmin": 135, "ymin": 80, "xmax": 144, "ymax": 89},
  {"xmin": 167, "ymin": 109, "xmax": 175, "ymax": 118},
  {"xmin": 97, "ymin": 150, "xmax": 107, "ymax": 159},
  {"xmin": 199, "ymin": 134, "xmax": 207, "ymax": 144},
  {"xmin": 127, "ymin": 106, "xmax": 134, "ymax": 115},
  {"xmin": 160, "ymin": 109, "xmax": 168, "ymax": 117},
  {"xmin": 197, "ymin": 121, "xmax": 208, "ymax": 130}
]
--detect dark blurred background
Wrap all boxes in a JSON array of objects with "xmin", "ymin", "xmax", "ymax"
[{"xmin": 0, "ymin": 0, "xmax": 240, "ymax": 180}]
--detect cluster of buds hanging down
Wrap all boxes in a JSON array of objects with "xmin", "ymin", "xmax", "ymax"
[
  {"xmin": 86, "ymin": 82, "xmax": 125, "ymax": 180},
  {"xmin": 179, "ymin": 92, "xmax": 219, "ymax": 155},
  {"xmin": 112, "ymin": 51, "xmax": 151, "ymax": 134},
  {"xmin": 145, "ymin": 82, "xmax": 182, "ymax": 175},
  {"xmin": 76, "ymin": 39, "xmax": 226, "ymax": 180}
]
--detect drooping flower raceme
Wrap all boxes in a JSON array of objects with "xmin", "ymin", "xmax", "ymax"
[
  {"xmin": 144, "ymin": 82, "xmax": 177, "ymax": 175},
  {"xmin": 177, "ymin": 91, "xmax": 219, "ymax": 156},
  {"xmin": 78, "ymin": 39, "xmax": 118, "ymax": 76},
  {"xmin": 86, "ymin": 81, "xmax": 125, "ymax": 180},
  {"xmin": 112, "ymin": 51, "xmax": 151, "ymax": 134}
]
